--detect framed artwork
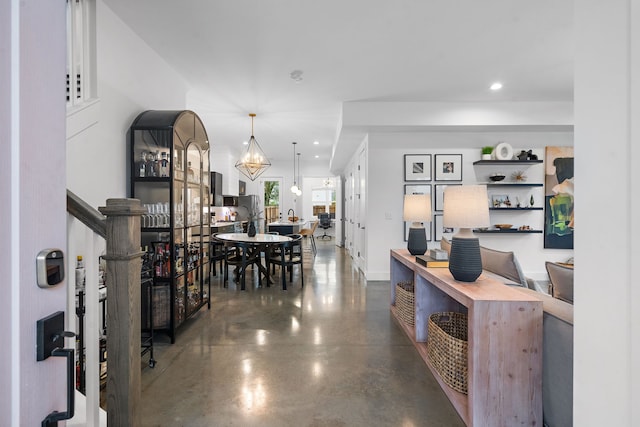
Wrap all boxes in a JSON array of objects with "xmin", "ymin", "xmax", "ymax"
[
  {"xmin": 434, "ymin": 154, "xmax": 463, "ymax": 181},
  {"xmin": 404, "ymin": 154, "xmax": 432, "ymax": 181},
  {"xmin": 434, "ymin": 184, "xmax": 461, "ymax": 211},
  {"xmin": 404, "ymin": 184, "xmax": 431, "ymax": 196},
  {"xmin": 544, "ymin": 146, "xmax": 574, "ymax": 249},
  {"xmin": 403, "ymin": 184, "xmax": 432, "ymax": 242},
  {"xmin": 434, "ymin": 214, "xmax": 454, "ymax": 242}
]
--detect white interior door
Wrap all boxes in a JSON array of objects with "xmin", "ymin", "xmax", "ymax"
[{"xmin": 355, "ymin": 147, "xmax": 367, "ymax": 268}]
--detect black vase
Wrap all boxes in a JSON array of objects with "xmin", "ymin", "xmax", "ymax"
[
  {"xmin": 448, "ymin": 236, "xmax": 482, "ymax": 282},
  {"xmin": 248, "ymin": 221, "xmax": 257, "ymax": 237}
]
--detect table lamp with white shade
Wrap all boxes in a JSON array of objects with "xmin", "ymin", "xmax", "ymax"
[
  {"xmin": 443, "ymin": 185, "xmax": 490, "ymax": 282},
  {"xmin": 403, "ymin": 194, "xmax": 432, "ymax": 256}
]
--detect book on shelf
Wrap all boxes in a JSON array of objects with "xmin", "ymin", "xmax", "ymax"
[{"xmin": 415, "ymin": 255, "xmax": 449, "ymax": 268}]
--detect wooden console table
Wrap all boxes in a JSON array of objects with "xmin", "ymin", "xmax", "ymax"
[{"xmin": 390, "ymin": 249, "xmax": 542, "ymax": 426}]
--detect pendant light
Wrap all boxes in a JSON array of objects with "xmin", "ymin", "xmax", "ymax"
[
  {"xmin": 235, "ymin": 113, "xmax": 271, "ymax": 181},
  {"xmin": 295, "ymin": 152, "xmax": 302, "ymax": 196},
  {"xmin": 290, "ymin": 142, "xmax": 299, "ymax": 194}
]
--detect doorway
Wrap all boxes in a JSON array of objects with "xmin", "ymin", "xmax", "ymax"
[{"xmin": 260, "ymin": 177, "xmax": 282, "ymax": 227}]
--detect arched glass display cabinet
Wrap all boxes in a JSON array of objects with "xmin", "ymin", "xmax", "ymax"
[{"xmin": 130, "ymin": 110, "xmax": 211, "ymax": 343}]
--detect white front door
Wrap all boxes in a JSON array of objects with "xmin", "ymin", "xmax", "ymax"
[{"xmin": 1, "ymin": 1, "xmax": 69, "ymax": 425}]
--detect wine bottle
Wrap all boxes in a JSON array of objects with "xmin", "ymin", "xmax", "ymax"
[
  {"xmin": 137, "ymin": 152, "xmax": 147, "ymax": 177},
  {"xmin": 146, "ymin": 151, "xmax": 156, "ymax": 177},
  {"xmin": 159, "ymin": 152, "xmax": 169, "ymax": 177},
  {"xmin": 75, "ymin": 255, "xmax": 85, "ymax": 291}
]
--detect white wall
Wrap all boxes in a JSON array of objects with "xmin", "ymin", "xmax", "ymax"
[
  {"xmin": 66, "ymin": 1, "xmax": 190, "ymax": 264},
  {"xmin": 67, "ymin": 2, "xmax": 187, "ymax": 207},
  {"xmin": 363, "ymin": 131, "xmax": 573, "ymax": 280},
  {"xmin": 210, "ymin": 145, "xmax": 240, "ymax": 196},
  {"xmin": 574, "ymin": 1, "xmax": 638, "ymax": 425}
]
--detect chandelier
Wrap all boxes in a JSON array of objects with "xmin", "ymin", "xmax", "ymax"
[{"xmin": 235, "ymin": 113, "xmax": 271, "ymax": 181}]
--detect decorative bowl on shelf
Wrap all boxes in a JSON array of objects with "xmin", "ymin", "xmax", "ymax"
[
  {"xmin": 494, "ymin": 224, "xmax": 513, "ymax": 230},
  {"xmin": 489, "ymin": 173, "xmax": 506, "ymax": 182}
]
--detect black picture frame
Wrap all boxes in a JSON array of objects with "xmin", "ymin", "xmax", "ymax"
[
  {"xmin": 434, "ymin": 184, "xmax": 461, "ymax": 212},
  {"xmin": 404, "ymin": 154, "xmax": 432, "ymax": 182},
  {"xmin": 434, "ymin": 154, "xmax": 463, "ymax": 181},
  {"xmin": 434, "ymin": 214, "xmax": 454, "ymax": 242}
]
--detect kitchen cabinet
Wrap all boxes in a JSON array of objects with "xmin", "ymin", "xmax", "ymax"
[
  {"xmin": 211, "ymin": 171, "xmax": 223, "ymax": 206},
  {"xmin": 267, "ymin": 221, "xmax": 307, "ymax": 235}
]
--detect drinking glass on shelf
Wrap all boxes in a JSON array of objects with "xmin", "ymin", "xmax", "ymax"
[
  {"xmin": 162, "ymin": 202, "xmax": 170, "ymax": 227},
  {"xmin": 142, "ymin": 204, "xmax": 150, "ymax": 227},
  {"xmin": 150, "ymin": 203, "xmax": 159, "ymax": 228}
]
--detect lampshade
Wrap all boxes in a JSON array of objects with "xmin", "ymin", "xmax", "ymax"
[
  {"xmin": 442, "ymin": 185, "xmax": 489, "ymax": 282},
  {"xmin": 235, "ymin": 113, "xmax": 271, "ymax": 181},
  {"xmin": 403, "ymin": 194, "xmax": 432, "ymax": 222},
  {"xmin": 443, "ymin": 185, "xmax": 490, "ymax": 230},
  {"xmin": 403, "ymin": 194, "xmax": 431, "ymax": 256}
]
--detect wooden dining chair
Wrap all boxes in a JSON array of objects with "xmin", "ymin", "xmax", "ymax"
[
  {"xmin": 269, "ymin": 234, "xmax": 304, "ymax": 290},
  {"xmin": 299, "ymin": 221, "xmax": 318, "ymax": 254}
]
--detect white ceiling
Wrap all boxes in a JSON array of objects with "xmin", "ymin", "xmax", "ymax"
[{"xmin": 103, "ymin": 0, "xmax": 573, "ymax": 175}]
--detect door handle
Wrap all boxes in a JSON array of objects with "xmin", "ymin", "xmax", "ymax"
[
  {"xmin": 42, "ymin": 348, "xmax": 75, "ymax": 427},
  {"xmin": 37, "ymin": 311, "xmax": 76, "ymax": 427}
]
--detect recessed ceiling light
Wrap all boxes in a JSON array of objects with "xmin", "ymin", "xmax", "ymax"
[
  {"xmin": 243, "ymin": 141, "xmax": 248, "ymax": 145},
  {"xmin": 313, "ymin": 141, "xmax": 319, "ymax": 145},
  {"xmin": 315, "ymin": 155, "xmax": 319, "ymax": 158},
  {"xmin": 490, "ymin": 82, "xmax": 503, "ymax": 91}
]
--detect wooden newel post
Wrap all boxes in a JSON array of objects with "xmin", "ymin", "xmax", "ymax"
[{"xmin": 98, "ymin": 198, "xmax": 146, "ymax": 426}]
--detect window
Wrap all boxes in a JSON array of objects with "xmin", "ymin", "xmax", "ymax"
[
  {"xmin": 66, "ymin": 0, "xmax": 96, "ymax": 107},
  {"xmin": 312, "ymin": 188, "xmax": 336, "ymax": 218}
]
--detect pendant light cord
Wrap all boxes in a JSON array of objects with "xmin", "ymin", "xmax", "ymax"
[
  {"xmin": 297, "ymin": 152, "xmax": 301, "ymax": 190},
  {"xmin": 292, "ymin": 142, "xmax": 297, "ymax": 186}
]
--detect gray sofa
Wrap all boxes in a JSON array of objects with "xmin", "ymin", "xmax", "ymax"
[
  {"xmin": 515, "ymin": 287, "xmax": 574, "ymax": 427},
  {"xmin": 440, "ymin": 238, "xmax": 574, "ymax": 426},
  {"xmin": 440, "ymin": 237, "xmax": 528, "ymax": 287},
  {"xmin": 546, "ymin": 261, "xmax": 574, "ymax": 304}
]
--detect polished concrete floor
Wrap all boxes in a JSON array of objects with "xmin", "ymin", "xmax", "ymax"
[{"xmin": 139, "ymin": 237, "xmax": 464, "ymax": 427}]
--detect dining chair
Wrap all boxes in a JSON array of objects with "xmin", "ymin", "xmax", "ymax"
[
  {"xmin": 224, "ymin": 241, "xmax": 261, "ymax": 290},
  {"xmin": 269, "ymin": 234, "xmax": 304, "ymax": 290},
  {"xmin": 210, "ymin": 234, "xmax": 226, "ymax": 277},
  {"xmin": 299, "ymin": 221, "xmax": 318, "ymax": 254}
]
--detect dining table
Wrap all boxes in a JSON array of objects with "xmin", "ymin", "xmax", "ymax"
[{"xmin": 214, "ymin": 233, "xmax": 292, "ymax": 288}]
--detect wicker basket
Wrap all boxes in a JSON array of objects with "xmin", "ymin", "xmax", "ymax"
[
  {"xmin": 427, "ymin": 312, "xmax": 468, "ymax": 394},
  {"xmin": 395, "ymin": 281, "xmax": 415, "ymax": 326}
]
